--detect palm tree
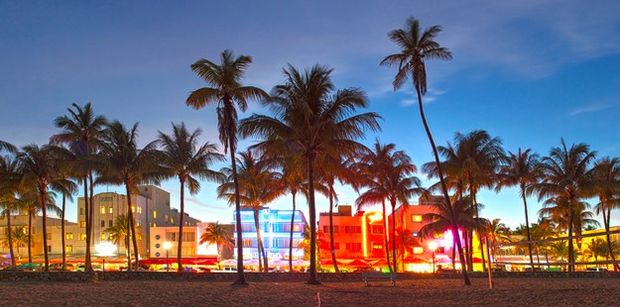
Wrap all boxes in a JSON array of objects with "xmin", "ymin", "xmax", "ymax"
[
  {"xmin": 98, "ymin": 121, "xmax": 162, "ymax": 270},
  {"xmin": 186, "ymin": 50, "xmax": 268, "ymax": 285},
  {"xmin": 381, "ymin": 16, "xmax": 470, "ymax": 285},
  {"xmin": 200, "ymin": 222, "xmax": 234, "ymax": 268},
  {"xmin": 496, "ymin": 148, "xmax": 542, "ymax": 270},
  {"xmin": 0, "ymin": 155, "xmax": 22, "ymax": 268},
  {"xmin": 218, "ymin": 150, "xmax": 284, "ymax": 272},
  {"xmin": 49, "ymin": 162, "xmax": 77, "ymax": 271},
  {"xmin": 239, "ymin": 65, "xmax": 380, "ymax": 284},
  {"xmin": 17, "ymin": 144, "xmax": 69, "ymax": 271},
  {"xmin": 585, "ymin": 238, "xmax": 609, "ymax": 265},
  {"xmin": 591, "ymin": 157, "xmax": 620, "ymax": 271},
  {"xmin": 280, "ymin": 155, "xmax": 306, "ymax": 272},
  {"xmin": 483, "ymin": 218, "xmax": 511, "ymax": 266},
  {"xmin": 105, "ymin": 214, "xmax": 132, "ymax": 267},
  {"xmin": 52, "ymin": 102, "xmax": 107, "ymax": 272},
  {"xmin": 158, "ymin": 122, "xmax": 225, "ymax": 272},
  {"xmin": 531, "ymin": 140, "xmax": 596, "ymax": 272}
]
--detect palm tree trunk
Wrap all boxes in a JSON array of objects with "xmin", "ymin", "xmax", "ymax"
[
  {"xmin": 288, "ymin": 191, "xmax": 297, "ymax": 272},
  {"xmin": 414, "ymin": 85, "xmax": 470, "ymax": 285},
  {"xmin": 520, "ymin": 186, "xmax": 535, "ymax": 271},
  {"xmin": 125, "ymin": 182, "xmax": 140, "ymax": 271},
  {"xmin": 567, "ymin": 200, "xmax": 574, "ymax": 272},
  {"xmin": 253, "ymin": 208, "xmax": 264, "ymax": 272},
  {"xmin": 390, "ymin": 199, "xmax": 397, "ymax": 273},
  {"xmin": 27, "ymin": 207, "xmax": 32, "ymax": 263},
  {"xmin": 451, "ymin": 240, "xmax": 456, "ymax": 270},
  {"xmin": 83, "ymin": 178, "xmax": 92, "ymax": 272},
  {"xmin": 602, "ymin": 205, "xmax": 620, "ymax": 271},
  {"xmin": 472, "ymin": 192, "xmax": 486, "ymax": 272},
  {"xmin": 469, "ymin": 230, "xmax": 474, "ymax": 270},
  {"xmin": 381, "ymin": 199, "xmax": 393, "ymax": 272},
  {"xmin": 6, "ymin": 210, "xmax": 16, "ymax": 268},
  {"xmin": 61, "ymin": 193, "xmax": 66, "ymax": 271},
  {"xmin": 88, "ymin": 173, "xmax": 95, "ymax": 267},
  {"xmin": 125, "ymin": 230, "xmax": 131, "ymax": 272},
  {"xmin": 177, "ymin": 177, "xmax": 185, "ymax": 272},
  {"xmin": 40, "ymin": 187, "xmax": 49, "ymax": 272},
  {"xmin": 229, "ymin": 138, "xmax": 247, "ymax": 285},
  {"xmin": 328, "ymin": 183, "xmax": 339, "ymax": 273},
  {"xmin": 306, "ymin": 153, "xmax": 320, "ymax": 284}
]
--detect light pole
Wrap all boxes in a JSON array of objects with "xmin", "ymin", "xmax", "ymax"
[
  {"xmin": 428, "ymin": 241, "xmax": 438, "ymax": 273},
  {"xmin": 163, "ymin": 241, "xmax": 172, "ymax": 272},
  {"xmin": 95, "ymin": 242, "xmax": 117, "ymax": 280}
]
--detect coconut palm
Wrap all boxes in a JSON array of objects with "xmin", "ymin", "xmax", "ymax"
[
  {"xmin": 531, "ymin": 140, "xmax": 596, "ymax": 272},
  {"xmin": 105, "ymin": 214, "xmax": 132, "ymax": 267},
  {"xmin": 280, "ymin": 155, "xmax": 306, "ymax": 272},
  {"xmin": 49, "ymin": 162, "xmax": 77, "ymax": 271},
  {"xmin": 217, "ymin": 150, "xmax": 284, "ymax": 272},
  {"xmin": 158, "ymin": 122, "xmax": 225, "ymax": 272},
  {"xmin": 52, "ymin": 102, "xmax": 107, "ymax": 271},
  {"xmin": 200, "ymin": 222, "xmax": 234, "ymax": 267},
  {"xmin": 381, "ymin": 16, "xmax": 470, "ymax": 285},
  {"xmin": 97, "ymin": 121, "xmax": 162, "ymax": 270},
  {"xmin": 239, "ymin": 65, "xmax": 380, "ymax": 283},
  {"xmin": 591, "ymin": 157, "xmax": 620, "ymax": 271},
  {"xmin": 17, "ymin": 144, "xmax": 69, "ymax": 271},
  {"xmin": 496, "ymin": 148, "xmax": 542, "ymax": 270},
  {"xmin": 186, "ymin": 50, "xmax": 268, "ymax": 285},
  {"xmin": 0, "ymin": 155, "xmax": 22, "ymax": 268},
  {"xmin": 483, "ymin": 218, "xmax": 511, "ymax": 265},
  {"xmin": 585, "ymin": 238, "xmax": 609, "ymax": 264}
]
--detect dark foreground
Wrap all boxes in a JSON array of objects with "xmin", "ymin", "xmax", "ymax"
[{"xmin": 0, "ymin": 278, "xmax": 617, "ymax": 306}]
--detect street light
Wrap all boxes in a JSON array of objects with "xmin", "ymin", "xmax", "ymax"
[
  {"xmin": 163, "ymin": 241, "xmax": 172, "ymax": 272},
  {"xmin": 428, "ymin": 241, "xmax": 438, "ymax": 273},
  {"xmin": 95, "ymin": 242, "xmax": 117, "ymax": 279}
]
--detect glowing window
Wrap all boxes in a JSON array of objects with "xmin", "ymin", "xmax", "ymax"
[
  {"xmin": 65, "ymin": 245, "xmax": 73, "ymax": 253},
  {"xmin": 413, "ymin": 247, "xmax": 424, "ymax": 254},
  {"xmin": 100, "ymin": 206, "xmax": 106, "ymax": 214},
  {"xmin": 101, "ymin": 233, "xmax": 106, "ymax": 240},
  {"xmin": 80, "ymin": 233, "xmax": 86, "ymax": 241},
  {"xmin": 153, "ymin": 210, "xmax": 157, "ymax": 219},
  {"xmin": 80, "ymin": 221, "xmax": 86, "ymax": 228},
  {"xmin": 109, "ymin": 207, "xmax": 113, "ymax": 214},
  {"xmin": 66, "ymin": 233, "xmax": 74, "ymax": 240},
  {"xmin": 411, "ymin": 215, "xmax": 423, "ymax": 222}
]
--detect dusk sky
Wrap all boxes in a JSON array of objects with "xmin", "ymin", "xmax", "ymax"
[{"xmin": 2, "ymin": 1, "xmax": 620, "ymax": 228}]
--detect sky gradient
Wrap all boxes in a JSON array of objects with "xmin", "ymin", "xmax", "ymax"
[{"xmin": 2, "ymin": 1, "xmax": 620, "ymax": 228}]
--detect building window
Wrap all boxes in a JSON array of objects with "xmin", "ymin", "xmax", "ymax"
[
  {"xmin": 155, "ymin": 234, "xmax": 161, "ymax": 240},
  {"xmin": 137, "ymin": 206, "xmax": 142, "ymax": 214},
  {"xmin": 243, "ymin": 239, "xmax": 254, "ymax": 247},
  {"xmin": 80, "ymin": 208, "xmax": 84, "ymax": 215},
  {"xmin": 66, "ymin": 233, "xmax": 74, "ymax": 240},
  {"xmin": 132, "ymin": 206, "xmax": 135, "ymax": 213},
  {"xmin": 346, "ymin": 243, "xmax": 362, "ymax": 252},
  {"xmin": 65, "ymin": 245, "xmax": 73, "ymax": 253},
  {"xmin": 47, "ymin": 245, "xmax": 52, "ymax": 253},
  {"xmin": 101, "ymin": 233, "xmax": 106, "ymax": 240},
  {"xmin": 411, "ymin": 215, "xmax": 423, "ymax": 222},
  {"xmin": 109, "ymin": 206, "xmax": 113, "ymax": 214},
  {"xmin": 182, "ymin": 232, "xmax": 195, "ymax": 242},
  {"xmin": 165, "ymin": 232, "xmax": 176, "ymax": 241},
  {"xmin": 101, "ymin": 220, "xmax": 105, "ymax": 227},
  {"xmin": 153, "ymin": 210, "xmax": 157, "ymax": 219},
  {"xmin": 109, "ymin": 220, "xmax": 113, "ymax": 227},
  {"xmin": 80, "ymin": 233, "xmax": 86, "ymax": 241},
  {"xmin": 47, "ymin": 232, "xmax": 52, "ymax": 239},
  {"xmin": 413, "ymin": 247, "xmax": 424, "ymax": 254},
  {"xmin": 155, "ymin": 243, "xmax": 161, "ymax": 249},
  {"xmin": 371, "ymin": 225, "xmax": 384, "ymax": 234},
  {"xmin": 100, "ymin": 206, "xmax": 106, "ymax": 214},
  {"xmin": 80, "ymin": 221, "xmax": 86, "ymax": 228}
]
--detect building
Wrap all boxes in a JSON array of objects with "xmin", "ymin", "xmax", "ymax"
[
  {"xmin": 233, "ymin": 207, "xmax": 307, "ymax": 262},
  {"xmin": 149, "ymin": 222, "xmax": 233, "ymax": 259}
]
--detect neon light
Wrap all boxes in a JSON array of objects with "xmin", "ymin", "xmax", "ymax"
[{"xmin": 362, "ymin": 212, "xmax": 368, "ymax": 257}]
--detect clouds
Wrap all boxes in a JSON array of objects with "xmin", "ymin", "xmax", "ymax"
[{"xmin": 569, "ymin": 102, "xmax": 619, "ymax": 116}]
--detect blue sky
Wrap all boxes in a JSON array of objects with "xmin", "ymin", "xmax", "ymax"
[{"xmin": 1, "ymin": 1, "xmax": 620, "ymax": 228}]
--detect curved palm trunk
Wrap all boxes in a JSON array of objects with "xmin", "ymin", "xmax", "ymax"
[
  {"xmin": 6, "ymin": 210, "xmax": 16, "ymax": 268},
  {"xmin": 520, "ymin": 186, "xmax": 535, "ymax": 271},
  {"xmin": 381, "ymin": 199, "xmax": 393, "ymax": 272},
  {"xmin": 61, "ymin": 193, "xmax": 66, "ymax": 271},
  {"xmin": 125, "ymin": 183, "xmax": 140, "ymax": 271},
  {"xmin": 125, "ymin": 228, "xmax": 131, "ymax": 272},
  {"xmin": 451, "ymin": 241, "xmax": 456, "ymax": 270},
  {"xmin": 253, "ymin": 208, "xmax": 264, "ymax": 272},
  {"xmin": 328, "ymin": 183, "xmax": 339, "ymax": 273},
  {"xmin": 415, "ymin": 86, "xmax": 470, "ymax": 285},
  {"xmin": 177, "ymin": 178, "xmax": 185, "ymax": 272},
  {"xmin": 27, "ymin": 207, "xmax": 32, "ymax": 264},
  {"xmin": 40, "ymin": 187, "xmax": 49, "ymax": 271},
  {"xmin": 83, "ymin": 178, "xmax": 92, "ymax": 272},
  {"xmin": 88, "ymin": 173, "xmax": 95, "ymax": 269},
  {"xmin": 307, "ymin": 153, "xmax": 320, "ymax": 284},
  {"xmin": 390, "ymin": 199, "xmax": 397, "ymax": 272},
  {"xmin": 229, "ymin": 138, "xmax": 247, "ymax": 285},
  {"xmin": 289, "ymin": 191, "xmax": 297, "ymax": 272}
]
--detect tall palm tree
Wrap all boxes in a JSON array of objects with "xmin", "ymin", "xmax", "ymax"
[
  {"xmin": 17, "ymin": 144, "xmax": 69, "ymax": 271},
  {"xmin": 52, "ymin": 102, "xmax": 107, "ymax": 271},
  {"xmin": 49, "ymin": 162, "xmax": 77, "ymax": 271},
  {"xmin": 105, "ymin": 214, "xmax": 132, "ymax": 266},
  {"xmin": 158, "ymin": 122, "xmax": 225, "ymax": 272},
  {"xmin": 218, "ymin": 150, "xmax": 284, "ymax": 272},
  {"xmin": 0, "ymin": 155, "xmax": 22, "ymax": 268},
  {"xmin": 200, "ymin": 222, "xmax": 234, "ymax": 268},
  {"xmin": 591, "ymin": 157, "xmax": 620, "ymax": 271},
  {"xmin": 381, "ymin": 17, "xmax": 470, "ymax": 285},
  {"xmin": 98, "ymin": 121, "xmax": 162, "ymax": 270},
  {"xmin": 483, "ymin": 218, "xmax": 511, "ymax": 264},
  {"xmin": 531, "ymin": 140, "xmax": 596, "ymax": 272},
  {"xmin": 186, "ymin": 50, "xmax": 268, "ymax": 285},
  {"xmin": 496, "ymin": 148, "xmax": 542, "ymax": 270},
  {"xmin": 239, "ymin": 65, "xmax": 380, "ymax": 284},
  {"xmin": 280, "ymin": 155, "xmax": 306, "ymax": 272}
]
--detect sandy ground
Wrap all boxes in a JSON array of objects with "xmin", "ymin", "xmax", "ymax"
[{"xmin": 0, "ymin": 278, "xmax": 617, "ymax": 306}]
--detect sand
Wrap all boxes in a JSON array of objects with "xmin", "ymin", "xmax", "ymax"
[{"xmin": 0, "ymin": 278, "xmax": 617, "ymax": 306}]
